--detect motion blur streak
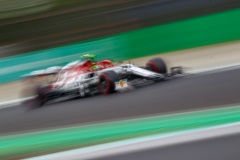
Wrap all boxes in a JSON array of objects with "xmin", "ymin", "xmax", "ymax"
[
  {"xmin": 0, "ymin": 0, "xmax": 54, "ymax": 19},
  {"xmin": 27, "ymin": 122, "xmax": 240, "ymax": 160},
  {"xmin": 1, "ymin": 0, "xmax": 240, "ymax": 56},
  {"xmin": 0, "ymin": 0, "xmax": 240, "ymax": 159},
  {"xmin": 94, "ymin": 124, "xmax": 240, "ymax": 160},
  {"xmin": 1, "ymin": 105, "xmax": 240, "ymax": 159}
]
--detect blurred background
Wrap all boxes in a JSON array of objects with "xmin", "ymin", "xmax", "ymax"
[
  {"xmin": 1, "ymin": 0, "xmax": 240, "ymax": 57},
  {"xmin": 1, "ymin": 1, "xmax": 240, "ymax": 159}
]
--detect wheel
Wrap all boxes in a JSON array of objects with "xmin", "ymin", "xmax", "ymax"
[
  {"xmin": 22, "ymin": 86, "xmax": 46, "ymax": 110},
  {"xmin": 22, "ymin": 96, "xmax": 44, "ymax": 110},
  {"xmin": 98, "ymin": 71, "xmax": 119, "ymax": 94},
  {"xmin": 146, "ymin": 58, "xmax": 167, "ymax": 74}
]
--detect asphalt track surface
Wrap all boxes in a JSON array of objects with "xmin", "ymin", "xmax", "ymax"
[
  {"xmin": 95, "ymin": 132, "xmax": 240, "ymax": 160},
  {"xmin": 1, "ymin": 67, "xmax": 240, "ymax": 135}
]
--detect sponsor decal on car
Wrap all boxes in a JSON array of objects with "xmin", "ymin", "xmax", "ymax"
[{"xmin": 115, "ymin": 79, "xmax": 128, "ymax": 90}]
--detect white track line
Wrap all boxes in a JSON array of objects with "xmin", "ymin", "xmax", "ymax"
[
  {"xmin": 25, "ymin": 122, "xmax": 240, "ymax": 160},
  {"xmin": 0, "ymin": 97, "xmax": 33, "ymax": 109},
  {"xmin": 187, "ymin": 63, "xmax": 240, "ymax": 74}
]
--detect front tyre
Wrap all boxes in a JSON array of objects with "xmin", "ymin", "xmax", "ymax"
[
  {"xmin": 146, "ymin": 58, "xmax": 167, "ymax": 74},
  {"xmin": 98, "ymin": 71, "xmax": 119, "ymax": 94}
]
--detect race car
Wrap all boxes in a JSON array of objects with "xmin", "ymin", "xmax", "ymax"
[{"xmin": 22, "ymin": 54, "xmax": 183, "ymax": 108}]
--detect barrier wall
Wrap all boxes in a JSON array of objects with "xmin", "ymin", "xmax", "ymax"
[{"xmin": 0, "ymin": 8, "xmax": 240, "ymax": 83}]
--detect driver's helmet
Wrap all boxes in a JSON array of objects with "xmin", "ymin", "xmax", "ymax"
[{"xmin": 80, "ymin": 54, "xmax": 96, "ymax": 62}]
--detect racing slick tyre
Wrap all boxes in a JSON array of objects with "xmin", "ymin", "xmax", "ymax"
[
  {"xmin": 146, "ymin": 58, "xmax": 167, "ymax": 74},
  {"xmin": 23, "ymin": 96, "xmax": 44, "ymax": 110},
  {"xmin": 98, "ymin": 71, "xmax": 119, "ymax": 94},
  {"xmin": 22, "ymin": 86, "xmax": 46, "ymax": 110}
]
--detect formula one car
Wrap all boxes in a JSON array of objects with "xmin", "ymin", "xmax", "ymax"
[{"xmin": 22, "ymin": 54, "xmax": 183, "ymax": 108}]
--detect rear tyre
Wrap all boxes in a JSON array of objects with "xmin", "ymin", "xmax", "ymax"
[
  {"xmin": 146, "ymin": 58, "xmax": 167, "ymax": 74},
  {"xmin": 98, "ymin": 71, "xmax": 119, "ymax": 94},
  {"xmin": 22, "ymin": 86, "xmax": 46, "ymax": 110}
]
